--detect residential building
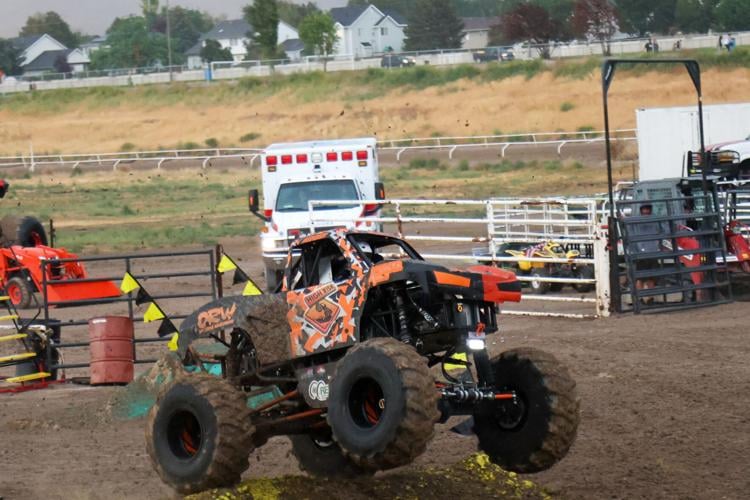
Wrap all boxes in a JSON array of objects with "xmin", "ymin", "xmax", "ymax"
[
  {"xmin": 79, "ymin": 35, "xmax": 107, "ymax": 58},
  {"xmin": 461, "ymin": 17, "xmax": 500, "ymax": 50},
  {"xmin": 10, "ymin": 34, "xmax": 90, "ymax": 75},
  {"xmin": 280, "ymin": 38, "xmax": 305, "ymax": 62},
  {"xmin": 186, "ymin": 19, "xmax": 301, "ymax": 68},
  {"xmin": 330, "ymin": 5, "xmax": 407, "ymax": 58},
  {"xmin": 10, "ymin": 34, "xmax": 67, "ymax": 66}
]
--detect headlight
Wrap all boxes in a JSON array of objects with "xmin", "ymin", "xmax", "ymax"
[
  {"xmin": 467, "ymin": 338, "xmax": 486, "ymax": 351},
  {"xmin": 261, "ymin": 236, "xmax": 285, "ymax": 252}
]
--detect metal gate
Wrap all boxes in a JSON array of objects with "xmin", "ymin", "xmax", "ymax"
[{"xmin": 614, "ymin": 190, "xmax": 731, "ymax": 313}]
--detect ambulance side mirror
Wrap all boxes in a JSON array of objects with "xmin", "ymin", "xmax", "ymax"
[
  {"xmin": 248, "ymin": 189, "xmax": 268, "ymax": 221},
  {"xmin": 375, "ymin": 182, "xmax": 385, "ymax": 200}
]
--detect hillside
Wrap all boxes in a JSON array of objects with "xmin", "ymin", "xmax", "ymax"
[{"xmin": 1, "ymin": 50, "xmax": 750, "ymax": 155}]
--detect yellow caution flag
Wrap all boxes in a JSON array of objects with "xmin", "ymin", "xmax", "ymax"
[
  {"xmin": 167, "ymin": 333, "xmax": 179, "ymax": 351},
  {"xmin": 242, "ymin": 279, "xmax": 263, "ymax": 296},
  {"xmin": 120, "ymin": 272, "xmax": 140, "ymax": 294},
  {"xmin": 217, "ymin": 255, "xmax": 238, "ymax": 273},
  {"xmin": 143, "ymin": 302, "xmax": 166, "ymax": 323},
  {"xmin": 444, "ymin": 352, "xmax": 468, "ymax": 371}
]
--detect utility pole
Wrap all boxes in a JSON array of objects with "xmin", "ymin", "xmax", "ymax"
[{"xmin": 166, "ymin": 0, "xmax": 173, "ymax": 82}]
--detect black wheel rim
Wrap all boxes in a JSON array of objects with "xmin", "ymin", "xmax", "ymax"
[
  {"xmin": 494, "ymin": 394, "xmax": 527, "ymax": 431},
  {"xmin": 166, "ymin": 410, "xmax": 203, "ymax": 459},
  {"xmin": 348, "ymin": 377, "xmax": 385, "ymax": 429}
]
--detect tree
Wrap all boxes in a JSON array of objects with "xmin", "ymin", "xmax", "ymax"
[
  {"xmin": 571, "ymin": 0, "xmax": 618, "ymax": 55},
  {"xmin": 0, "ymin": 39, "xmax": 23, "ymax": 76},
  {"xmin": 90, "ymin": 16, "xmax": 168, "ymax": 70},
  {"xmin": 244, "ymin": 0, "xmax": 280, "ymax": 59},
  {"xmin": 404, "ymin": 0, "xmax": 464, "ymax": 51},
  {"xmin": 150, "ymin": 7, "xmax": 214, "ymax": 63},
  {"xmin": 19, "ymin": 11, "xmax": 80, "ymax": 48},
  {"xmin": 199, "ymin": 39, "xmax": 233, "ymax": 63},
  {"xmin": 298, "ymin": 12, "xmax": 338, "ymax": 70},
  {"xmin": 674, "ymin": 0, "xmax": 719, "ymax": 33},
  {"xmin": 713, "ymin": 0, "xmax": 750, "ymax": 31},
  {"xmin": 278, "ymin": 1, "xmax": 319, "ymax": 27},
  {"xmin": 617, "ymin": 0, "xmax": 677, "ymax": 35},
  {"xmin": 53, "ymin": 53, "xmax": 72, "ymax": 73},
  {"xmin": 497, "ymin": 3, "xmax": 571, "ymax": 58}
]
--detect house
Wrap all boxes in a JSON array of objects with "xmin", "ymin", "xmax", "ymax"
[
  {"xmin": 21, "ymin": 48, "xmax": 91, "ymax": 76},
  {"xmin": 461, "ymin": 17, "xmax": 500, "ymax": 50},
  {"xmin": 10, "ymin": 34, "xmax": 67, "ymax": 66},
  {"xmin": 280, "ymin": 38, "xmax": 305, "ymax": 62},
  {"xmin": 330, "ymin": 5, "xmax": 407, "ymax": 58},
  {"xmin": 186, "ymin": 19, "xmax": 300, "ymax": 69},
  {"xmin": 79, "ymin": 35, "xmax": 107, "ymax": 58},
  {"xmin": 10, "ymin": 34, "xmax": 90, "ymax": 75}
]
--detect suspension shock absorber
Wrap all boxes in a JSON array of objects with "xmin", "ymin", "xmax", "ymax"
[{"xmin": 394, "ymin": 292, "xmax": 411, "ymax": 344}]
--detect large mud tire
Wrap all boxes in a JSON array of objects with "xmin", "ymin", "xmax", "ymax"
[
  {"xmin": 0, "ymin": 216, "xmax": 47, "ymax": 247},
  {"xmin": 572, "ymin": 266, "xmax": 595, "ymax": 293},
  {"xmin": 474, "ymin": 348, "xmax": 579, "ymax": 473},
  {"xmin": 145, "ymin": 373, "xmax": 254, "ymax": 495},
  {"xmin": 327, "ymin": 337, "xmax": 440, "ymax": 471},
  {"xmin": 290, "ymin": 433, "xmax": 373, "ymax": 478},
  {"xmin": 528, "ymin": 267, "xmax": 551, "ymax": 295}
]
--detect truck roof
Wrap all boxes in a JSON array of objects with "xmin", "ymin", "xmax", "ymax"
[{"xmin": 265, "ymin": 137, "xmax": 377, "ymax": 152}]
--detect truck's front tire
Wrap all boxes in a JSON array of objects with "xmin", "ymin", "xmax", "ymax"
[
  {"xmin": 146, "ymin": 373, "xmax": 254, "ymax": 494},
  {"xmin": 327, "ymin": 337, "xmax": 439, "ymax": 471},
  {"xmin": 473, "ymin": 348, "xmax": 579, "ymax": 473}
]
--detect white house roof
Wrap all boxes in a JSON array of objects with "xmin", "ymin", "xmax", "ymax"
[
  {"xmin": 202, "ymin": 19, "xmax": 253, "ymax": 41},
  {"xmin": 23, "ymin": 49, "xmax": 72, "ymax": 72}
]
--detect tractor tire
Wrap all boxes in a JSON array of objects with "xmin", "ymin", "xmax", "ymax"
[
  {"xmin": 474, "ymin": 348, "xmax": 580, "ymax": 473},
  {"xmin": 327, "ymin": 337, "xmax": 439, "ymax": 471},
  {"xmin": 290, "ymin": 433, "xmax": 373, "ymax": 478},
  {"xmin": 146, "ymin": 373, "xmax": 255, "ymax": 495},
  {"xmin": 5, "ymin": 276, "xmax": 33, "ymax": 309},
  {"xmin": 572, "ymin": 266, "xmax": 595, "ymax": 293},
  {"xmin": 0, "ymin": 216, "xmax": 47, "ymax": 247},
  {"xmin": 529, "ymin": 268, "xmax": 551, "ymax": 295}
]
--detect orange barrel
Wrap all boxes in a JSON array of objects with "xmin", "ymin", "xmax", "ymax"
[{"xmin": 89, "ymin": 316, "xmax": 134, "ymax": 385}]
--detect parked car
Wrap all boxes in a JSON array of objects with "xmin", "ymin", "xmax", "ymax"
[
  {"xmin": 473, "ymin": 47, "xmax": 515, "ymax": 63},
  {"xmin": 381, "ymin": 54, "xmax": 417, "ymax": 68}
]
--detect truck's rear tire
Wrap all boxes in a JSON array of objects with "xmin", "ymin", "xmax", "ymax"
[
  {"xmin": 146, "ymin": 373, "xmax": 255, "ymax": 495},
  {"xmin": 473, "ymin": 348, "xmax": 579, "ymax": 473},
  {"xmin": 290, "ymin": 433, "xmax": 373, "ymax": 478},
  {"xmin": 572, "ymin": 266, "xmax": 595, "ymax": 293},
  {"xmin": 327, "ymin": 337, "xmax": 439, "ymax": 471}
]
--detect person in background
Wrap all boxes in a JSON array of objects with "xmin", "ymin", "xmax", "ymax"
[{"xmin": 728, "ymin": 34, "xmax": 736, "ymax": 52}]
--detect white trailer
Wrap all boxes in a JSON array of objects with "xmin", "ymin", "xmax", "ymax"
[
  {"xmin": 248, "ymin": 137, "xmax": 384, "ymax": 290},
  {"xmin": 636, "ymin": 102, "xmax": 750, "ymax": 180}
]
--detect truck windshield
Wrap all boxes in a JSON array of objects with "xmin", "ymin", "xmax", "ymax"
[{"xmin": 276, "ymin": 180, "xmax": 359, "ymax": 212}]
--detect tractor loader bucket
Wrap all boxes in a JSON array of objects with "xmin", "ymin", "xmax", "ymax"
[{"xmin": 44, "ymin": 280, "xmax": 121, "ymax": 306}]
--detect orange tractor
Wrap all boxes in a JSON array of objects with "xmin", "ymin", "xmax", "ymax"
[{"xmin": 0, "ymin": 180, "xmax": 120, "ymax": 308}]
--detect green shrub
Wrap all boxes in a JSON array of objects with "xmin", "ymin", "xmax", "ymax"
[
  {"xmin": 560, "ymin": 101, "xmax": 575, "ymax": 112},
  {"xmin": 120, "ymin": 142, "xmax": 137, "ymax": 152},
  {"xmin": 239, "ymin": 132, "xmax": 261, "ymax": 143},
  {"xmin": 205, "ymin": 137, "xmax": 219, "ymax": 148}
]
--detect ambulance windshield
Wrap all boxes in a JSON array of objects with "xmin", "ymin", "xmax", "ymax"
[{"xmin": 276, "ymin": 180, "xmax": 359, "ymax": 212}]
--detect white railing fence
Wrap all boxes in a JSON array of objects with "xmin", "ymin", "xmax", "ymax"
[
  {"xmin": 0, "ymin": 128, "xmax": 636, "ymax": 173},
  {"xmin": 306, "ymin": 197, "xmax": 611, "ymax": 319}
]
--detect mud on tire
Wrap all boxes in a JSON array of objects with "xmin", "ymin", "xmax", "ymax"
[
  {"xmin": 290, "ymin": 432, "xmax": 373, "ymax": 478},
  {"xmin": 327, "ymin": 337, "xmax": 440, "ymax": 471},
  {"xmin": 145, "ymin": 373, "xmax": 254, "ymax": 495},
  {"xmin": 474, "ymin": 348, "xmax": 580, "ymax": 473}
]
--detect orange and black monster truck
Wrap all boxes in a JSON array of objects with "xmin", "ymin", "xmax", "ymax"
[{"xmin": 146, "ymin": 229, "xmax": 580, "ymax": 494}]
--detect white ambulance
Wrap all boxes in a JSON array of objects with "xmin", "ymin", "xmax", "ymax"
[{"xmin": 248, "ymin": 137, "xmax": 385, "ymax": 290}]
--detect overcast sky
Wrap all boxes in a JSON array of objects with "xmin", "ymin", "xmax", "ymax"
[{"xmin": 0, "ymin": 0, "xmax": 347, "ymax": 38}]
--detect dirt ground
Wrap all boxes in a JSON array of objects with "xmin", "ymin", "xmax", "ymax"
[{"xmin": 1, "ymin": 241, "xmax": 749, "ymax": 499}]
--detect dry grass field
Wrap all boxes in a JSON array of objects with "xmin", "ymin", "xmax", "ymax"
[{"xmin": 1, "ymin": 53, "xmax": 749, "ymax": 155}]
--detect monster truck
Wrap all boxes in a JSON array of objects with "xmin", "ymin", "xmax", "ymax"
[{"xmin": 145, "ymin": 229, "xmax": 580, "ymax": 494}]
